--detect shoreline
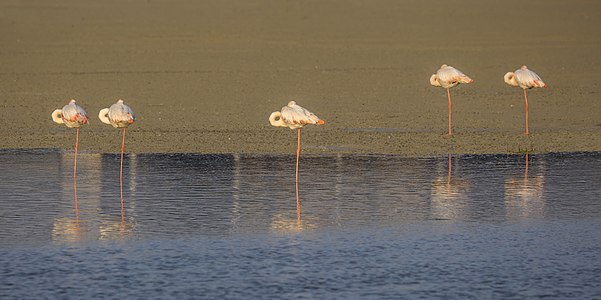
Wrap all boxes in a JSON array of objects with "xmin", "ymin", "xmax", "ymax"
[{"xmin": 3, "ymin": 129, "xmax": 600, "ymax": 157}]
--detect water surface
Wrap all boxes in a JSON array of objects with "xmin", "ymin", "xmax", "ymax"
[{"xmin": 1, "ymin": 150, "xmax": 600, "ymax": 299}]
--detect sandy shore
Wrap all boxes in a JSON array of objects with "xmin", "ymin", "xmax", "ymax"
[{"xmin": 2, "ymin": 0, "xmax": 601, "ymax": 156}]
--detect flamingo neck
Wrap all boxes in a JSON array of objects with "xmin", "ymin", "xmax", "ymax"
[
  {"xmin": 430, "ymin": 74, "xmax": 441, "ymax": 87},
  {"xmin": 98, "ymin": 108, "xmax": 112, "ymax": 125},
  {"xmin": 269, "ymin": 111, "xmax": 288, "ymax": 127},
  {"xmin": 52, "ymin": 109, "xmax": 64, "ymax": 124},
  {"xmin": 504, "ymin": 72, "xmax": 518, "ymax": 87}
]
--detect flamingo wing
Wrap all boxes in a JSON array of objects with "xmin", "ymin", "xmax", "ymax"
[
  {"xmin": 516, "ymin": 68, "xmax": 547, "ymax": 89},
  {"xmin": 281, "ymin": 103, "xmax": 322, "ymax": 126},
  {"xmin": 437, "ymin": 65, "xmax": 473, "ymax": 87},
  {"xmin": 62, "ymin": 102, "xmax": 89, "ymax": 127},
  {"xmin": 109, "ymin": 102, "xmax": 136, "ymax": 127}
]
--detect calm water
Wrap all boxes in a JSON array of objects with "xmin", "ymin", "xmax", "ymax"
[{"xmin": 1, "ymin": 150, "xmax": 601, "ymax": 299}]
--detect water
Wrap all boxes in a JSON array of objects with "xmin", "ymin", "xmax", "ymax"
[{"xmin": 1, "ymin": 150, "xmax": 601, "ymax": 299}]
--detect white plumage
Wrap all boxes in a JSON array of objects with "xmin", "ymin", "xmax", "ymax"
[
  {"xmin": 99, "ymin": 99, "xmax": 136, "ymax": 128},
  {"xmin": 504, "ymin": 65, "xmax": 547, "ymax": 89},
  {"xmin": 269, "ymin": 101, "xmax": 324, "ymax": 129},
  {"xmin": 430, "ymin": 64, "xmax": 474, "ymax": 89},
  {"xmin": 52, "ymin": 99, "xmax": 89, "ymax": 128}
]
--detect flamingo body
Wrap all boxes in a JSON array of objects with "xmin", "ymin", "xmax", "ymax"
[
  {"xmin": 504, "ymin": 66, "xmax": 547, "ymax": 135},
  {"xmin": 269, "ymin": 101, "xmax": 325, "ymax": 184},
  {"xmin": 430, "ymin": 64, "xmax": 474, "ymax": 89},
  {"xmin": 504, "ymin": 65, "xmax": 547, "ymax": 89},
  {"xmin": 52, "ymin": 99, "xmax": 89, "ymax": 128},
  {"xmin": 99, "ymin": 99, "xmax": 136, "ymax": 128},
  {"xmin": 430, "ymin": 64, "xmax": 473, "ymax": 135},
  {"xmin": 269, "ymin": 101, "xmax": 325, "ymax": 129}
]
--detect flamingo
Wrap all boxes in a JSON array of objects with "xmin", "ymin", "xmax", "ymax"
[
  {"xmin": 504, "ymin": 65, "xmax": 548, "ymax": 135},
  {"xmin": 269, "ymin": 101, "xmax": 325, "ymax": 184},
  {"xmin": 99, "ymin": 99, "xmax": 136, "ymax": 208},
  {"xmin": 430, "ymin": 64, "xmax": 474, "ymax": 135},
  {"xmin": 52, "ymin": 99, "xmax": 89, "ymax": 207}
]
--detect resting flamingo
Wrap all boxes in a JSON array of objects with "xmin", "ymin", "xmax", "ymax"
[
  {"xmin": 269, "ymin": 101, "xmax": 325, "ymax": 184},
  {"xmin": 52, "ymin": 99, "xmax": 89, "ymax": 206},
  {"xmin": 99, "ymin": 99, "xmax": 136, "ymax": 208},
  {"xmin": 504, "ymin": 65, "xmax": 548, "ymax": 135},
  {"xmin": 430, "ymin": 64, "xmax": 474, "ymax": 135}
]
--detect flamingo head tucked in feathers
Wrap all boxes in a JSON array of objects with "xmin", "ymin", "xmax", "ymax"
[
  {"xmin": 504, "ymin": 72, "xmax": 519, "ymax": 87},
  {"xmin": 430, "ymin": 74, "xmax": 442, "ymax": 87},
  {"xmin": 51, "ymin": 109, "xmax": 64, "ymax": 124},
  {"xmin": 269, "ymin": 111, "xmax": 288, "ymax": 128}
]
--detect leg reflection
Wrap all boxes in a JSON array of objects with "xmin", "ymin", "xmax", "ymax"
[
  {"xmin": 296, "ymin": 179, "xmax": 301, "ymax": 226},
  {"xmin": 504, "ymin": 153, "xmax": 545, "ymax": 219}
]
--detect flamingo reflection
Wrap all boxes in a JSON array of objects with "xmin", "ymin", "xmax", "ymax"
[
  {"xmin": 270, "ymin": 179, "xmax": 317, "ymax": 233},
  {"xmin": 430, "ymin": 154, "xmax": 471, "ymax": 220},
  {"xmin": 52, "ymin": 217, "xmax": 86, "ymax": 243},
  {"xmin": 52, "ymin": 216, "xmax": 136, "ymax": 243},
  {"xmin": 54, "ymin": 152, "xmax": 102, "ymax": 242},
  {"xmin": 504, "ymin": 153, "xmax": 545, "ymax": 219},
  {"xmin": 98, "ymin": 217, "xmax": 136, "ymax": 241},
  {"xmin": 53, "ymin": 153, "xmax": 136, "ymax": 243}
]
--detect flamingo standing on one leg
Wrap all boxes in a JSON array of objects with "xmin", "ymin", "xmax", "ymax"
[
  {"xmin": 430, "ymin": 64, "xmax": 474, "ymax": 136},
  {"xmin": 269, "ymin": 101, "xmax": 325, "ymax": 184},
  {"xmin": 52, "ymin": 99, "xmax": 89, "ymax": 209},
  {"xmin": 504, "ymin": 65, "xmax": 548, "ymax": 135},
  {"xmin": 99, "ymin": 99, "xmax": 136, "ymax": 212}
]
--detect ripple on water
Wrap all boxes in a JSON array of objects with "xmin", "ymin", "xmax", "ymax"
[{"xmin": 1, "ymin": 151, "xmax": 601, "ymax": 298}]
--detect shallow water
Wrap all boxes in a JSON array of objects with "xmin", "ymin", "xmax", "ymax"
[{"xmin": 1, "ymin": 150, "xmax": 601, "ymax": 299}]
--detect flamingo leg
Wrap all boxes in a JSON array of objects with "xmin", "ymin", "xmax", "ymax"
[
  {"xmin": 296, "ymin": 128, "xmax": 301, "ymax": 184},
  {"xmin": 295, "ymin": 128, "xmax": 300, "ymax": 225},
  {"xmin": 296, "ymin": 180, "xmax": 301, "ymax": 226},
  {"xmin": 120, "ymin": 127, "xmax": 126, "ymax": 212},
  {"xmin": 295, "ymin": 128, "xmax": 302, "ymax": 225},
  {"xmin": 447, "ymin": 88, "xmax": 452, "ymax": 136},
  {"xmin": 523, "ymin": 89, "xmax": 529, "ymax": 135},
  {"xmin": 74, "ymin": 127, "xmax": 79, "ymax": 212}
]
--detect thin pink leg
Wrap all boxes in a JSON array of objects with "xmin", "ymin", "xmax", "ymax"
[
  {"xmin": 296, "ymin": 181, "xmax": 301, "ymax": 226},
  {"xmin": 295, "ymin": 128, "xmax": 301, "ymax": 225},
  {"xmin": 296, "ymin": 128, "xmax": 301, "ymax": 184},
  {"xmin": 447, "ymin": 88, "xmax": 453, "ymax": 136},
  {"xmin": 120, "ymin": 127, "xmax": 126, "ymax": 212},
  {"xmin": 523, "ymin": 89, "xmax": 529, "ymax": 135},
  {"xmin": 74, "ymin": 127, "xmax": 79, "ymax": 212}
]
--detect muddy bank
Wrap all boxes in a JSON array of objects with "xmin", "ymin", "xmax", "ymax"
[{"xmin": 2, "ymin": 0, "xmax": 601, "ymax": 156}]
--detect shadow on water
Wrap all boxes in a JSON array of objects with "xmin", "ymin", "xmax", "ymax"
[{"xmin": 1, "ymin": 150, "xmax": 601, "ymax": 245}]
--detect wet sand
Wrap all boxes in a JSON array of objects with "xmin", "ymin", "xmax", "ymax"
[{"xmin": 2, "ymin": 0, "xmax": 601, "ymax": 155}]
